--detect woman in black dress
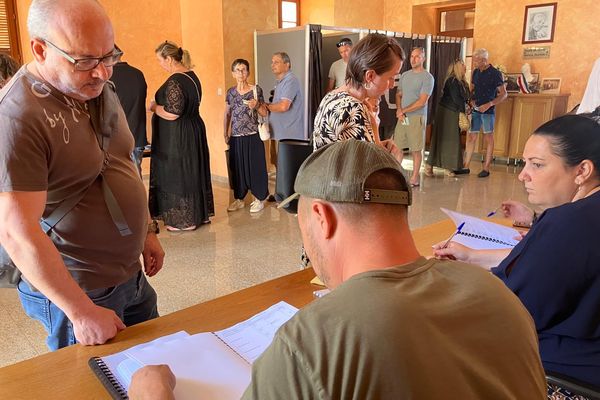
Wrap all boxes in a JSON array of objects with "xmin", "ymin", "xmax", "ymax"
[
  {"xmin": 148, "ymin": 41, "xmax": 214, "ymax": 231},
  {"xmin": 425, "ymin": 59, "xmax": 470, "ymax": 177}
]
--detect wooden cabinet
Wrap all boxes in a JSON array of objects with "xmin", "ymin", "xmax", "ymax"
[{"xmin": 476, "ymin": 93, "xmax": 570, "ymax": 160}]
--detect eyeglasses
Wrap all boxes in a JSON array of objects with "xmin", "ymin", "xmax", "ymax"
[
  {"xmin": 233, "ymin": 68, "xmax": 248, "ymax": 75},
  {"xmin": 269, "ymin": 89, "xmax": 274, "ymax": 103},
  {"xmin": 44, "ymin": 39, "xmax": 123, "ymax": 71},
  {"xmin": 336, "ymin": 40, "xmax": 352, "ymax": 48}
]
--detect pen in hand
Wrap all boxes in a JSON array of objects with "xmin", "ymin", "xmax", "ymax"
[
  {"xmin": 486, "ymin": 206, "xmax": 501, "ymax": 218},
  {"xmin": 442, "ymin": 222, "xmax": 465, "ymax": 249}
]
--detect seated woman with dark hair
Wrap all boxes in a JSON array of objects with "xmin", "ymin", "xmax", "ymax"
[{"xmin": 434, "ymin": 109, "xmax": 600, "ymax": 390}]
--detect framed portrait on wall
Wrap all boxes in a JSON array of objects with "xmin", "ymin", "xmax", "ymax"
[{"xmin": 522, "ymin": 3, "xmax": 557, "ymax": 44}]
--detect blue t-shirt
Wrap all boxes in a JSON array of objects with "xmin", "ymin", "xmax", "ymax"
[
  {"xmin": 491, "ymin": 190, "xmax": 600, "ymax": 387},
  {"xmin": 269, "ymin": 71, "xmax": 305, "ymax": 141},
  {"xmin": 472, "ymin": 65, "xmax": 504, "ymax": 114}
]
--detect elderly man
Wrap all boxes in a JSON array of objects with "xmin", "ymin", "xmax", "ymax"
[
  {"xmin": 129, "ymin": 140, "xmax": 546, "ymax": 399},
  {"xmin": 326, "ymin": 37, "xmax": 352, "ymax": 92},
  {"xmin": 394, "ymin": 47, "xmax": 434, "ymax": 187},
  {"xmin": 264, "ymin": 51, "xmax": 305, "ymax": 201},
  {"xmin": 0, "ymin": 0, "xmax": 164, "ymax": 350},
  {"xmin": 462, "ymin": 48, "xmax": 507, "ymax": 178}
]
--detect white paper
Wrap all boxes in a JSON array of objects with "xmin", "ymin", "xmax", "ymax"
[
  {"xmin": 214, "ymin": 301, "xmax": 298, "ymax": 364},
  {"xmin": 100, "ymin": 331, "xmax": 190, "ymax": 391},
  {"xmin": 441, "ymin": 208, "xmax": 520, "ymax": 249},
  {"xmin": 128, "ymin": 333, "xmax": 251, "ymax": 400}
]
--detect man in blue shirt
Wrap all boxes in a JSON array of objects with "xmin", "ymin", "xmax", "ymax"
[{"xmin": 463, "ymin": 48, "xmax": 507, "ymax": 178}]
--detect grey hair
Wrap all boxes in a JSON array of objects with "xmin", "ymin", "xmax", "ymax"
[
  {"xmin": 473, "ymin": 48, "xmax": 489, "ymax": 60},
  {"xmin": 274, "ymin": 52, "xmax": 291, "ymax": 68},
  {"xmin": 27, "ymin": 0, "xmax": 55, "ymax": 39}
]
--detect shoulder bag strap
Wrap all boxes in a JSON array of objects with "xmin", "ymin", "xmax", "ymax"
[{"xmin": 175, "ymin": 72, "xmax": 200, "ymax": 103}]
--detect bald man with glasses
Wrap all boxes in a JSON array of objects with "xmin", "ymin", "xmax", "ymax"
[{"xmin": 0, "ymin": 0, "xmax": 164, "ymax": 351}]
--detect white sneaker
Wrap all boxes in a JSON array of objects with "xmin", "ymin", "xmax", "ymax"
[
  {"xmin": 249, "ymin": 199, "xmax": 265, "ymax": 213},
  {"xmin": 227, "ymin": 199, "xmax": 244, "ymax": 212}
]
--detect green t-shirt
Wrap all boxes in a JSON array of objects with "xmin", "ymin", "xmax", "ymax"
[{"xmin": 242, "ymin": 258, "xmax": 546, "ymax": 399}]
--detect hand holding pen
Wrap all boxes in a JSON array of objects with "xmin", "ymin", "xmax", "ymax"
[{"xmin": 441, "ymin": 222, "xmax": 465, "ymax": 249}]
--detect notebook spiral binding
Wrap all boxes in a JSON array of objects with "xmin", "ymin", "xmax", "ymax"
[
  {"xmin": 212, "ymin": 332, "xmax": 252, "ymax": 365},
  {"xmin": 457, "ymin": 231, "xmax": 514, "ymax": 247},
  {"xmin": 88, "ymin": 356, "xmax": 129, "ymax": 400}
]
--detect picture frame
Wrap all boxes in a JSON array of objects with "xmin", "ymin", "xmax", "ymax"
[
  {"xmin": 505, "ymin": 73, "xmax": 523, "ymax": 93},
  {"xmin": 522, "ymin": 3, "xmax": 557, "ymax": 44},
  {"xmin": 540, "ymin": 78, "xmax": 561, "ymax": 94}
]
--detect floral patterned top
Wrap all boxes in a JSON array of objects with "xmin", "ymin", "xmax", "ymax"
[
  {"xmin": 226, "ymin": 85, "xmax": 264, "ymax": 137},
  {"xmin": 313, "ymin": 91, "xmax": 375, "ymax": 150}
]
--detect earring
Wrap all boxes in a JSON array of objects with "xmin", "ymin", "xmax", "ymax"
[{"xmin": 363, "ymin": 81, "xmax": 373, "ymax": 90}]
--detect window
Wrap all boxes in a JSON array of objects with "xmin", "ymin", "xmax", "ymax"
[
  {"xmin": 0, "ymin": 0, "xmax": 21, "ymax": 62},
  {"xmin": 437, "ymin": 4, "xmax": 474, "ymax": 80},
  {"xmin": 279, "ymin": 0, "xmax": 299, "ymax": 28}
]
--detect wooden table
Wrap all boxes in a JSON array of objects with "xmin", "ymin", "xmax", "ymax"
[{"xmin": 0, "ymin": 220, "xmax": 456, "ymax": 399}]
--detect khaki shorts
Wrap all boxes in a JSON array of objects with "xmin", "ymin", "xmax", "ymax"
[{"xmin": 393, "ymin": 115, "xmax": 425, "ymax": 151}]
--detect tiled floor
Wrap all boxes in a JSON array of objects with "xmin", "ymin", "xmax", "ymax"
[{"xmin": 0, "ymin": 156, "xmax": 528, "ymax": 368}]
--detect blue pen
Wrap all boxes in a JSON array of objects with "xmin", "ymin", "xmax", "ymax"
[
  {"xmin": 486, "ymin": 206, "xmax": 501, "ymax": 218},
  {"xmin": 442, "ymin": 222, "xmax": 465, "ymax": 249}
]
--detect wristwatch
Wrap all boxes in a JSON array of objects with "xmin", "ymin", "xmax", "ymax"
[{"xmin": 147, "ymin": 219, "xmax": 160, "ymax": 234}]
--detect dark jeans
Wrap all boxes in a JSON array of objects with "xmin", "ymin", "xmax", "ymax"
[
  {"xmin": 131, "ymin": 146, "xmax": 145, "ymax": 177},
  {"xmin": 17, "ymin": 271, "xmax": 158, "ymax": 351}
]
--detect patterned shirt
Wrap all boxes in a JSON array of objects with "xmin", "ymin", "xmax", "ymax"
[
  {"xmin": 313, "ymin": 91, "xmax": 375, "ymax": 150},
  {"xmin": 226, "ymin": 85, "xmax": 264, "ymax": 137}
]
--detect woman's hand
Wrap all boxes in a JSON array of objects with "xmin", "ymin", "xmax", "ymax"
[
  {"xmin": 432, "ymin": 241, "xmax": 473, "ymax": 262},
  {"xmin": 147, "ymin": 100, "xmax": 157, "ymax": 113},
  {"xmin": 501, "ymin": 200, "xmax": 534, "ymax": 225},
  {"xmin": 247, "ymin": 99, "xmax": 259, "ymax": 109}
]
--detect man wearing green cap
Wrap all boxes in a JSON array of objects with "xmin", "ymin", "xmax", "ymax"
[{"xmin": 129, "ymin": 140, "xmax": 546, "ymax": 399}]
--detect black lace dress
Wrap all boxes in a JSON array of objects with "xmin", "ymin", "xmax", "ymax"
[{"xmin": 149, "ymin": 71, "xmax": 214, "ymax": 228}]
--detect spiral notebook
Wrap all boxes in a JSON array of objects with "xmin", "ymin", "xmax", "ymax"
[
  {"xmin": 441, "ymin": 208, "xmax": 520, "ymax": 249},
  {"xmin": 88, "ymin": 301, "xmax": 298, "ymax": 400}
]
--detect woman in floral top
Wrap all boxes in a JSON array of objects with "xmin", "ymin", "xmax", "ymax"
[
  {"xmin": 313, "ymin": 33, "xmax": 404, "ymax": 158},
  {"xmin": 224, "ymin": 59, "xmax": 269, "ymax": 213}
]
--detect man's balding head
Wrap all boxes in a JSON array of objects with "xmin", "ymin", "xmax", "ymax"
[{"xmin": 27, "ymin": 0, "xmax": 116, "ymax": 101}]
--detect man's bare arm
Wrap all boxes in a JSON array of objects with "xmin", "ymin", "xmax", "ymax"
[{"xmin": 0, "ymin": 191, "xmax": 125, "ymax": 345}]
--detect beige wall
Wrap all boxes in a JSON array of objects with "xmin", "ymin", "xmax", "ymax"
[
  {"xmin": 473, "ymin": 0, "xmax": 600, "ymax": 110},
  {"xmin": 222, "ymin": 0, "xmax": 278, "ymax": 90},
  {"xmin": 411, "ymin": 5, "xmax": 437, "ymax": 34},
  {"xmin": 180, "ymin": 0, "xmax": 228, "ymax": 177},
  {"xmin": 384, "ymin": 0, "xmax": 413, "ymax": 33},
  {"xmin": 300, "ymin": 0, "xmax": 334, "ymax": 26},
  {"xmin": 334, "ymin": 0, "xmax": 384, "ymax": 29}
]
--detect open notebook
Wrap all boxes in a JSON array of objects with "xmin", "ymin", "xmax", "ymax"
[
  {"xmin": 441, "ymin": 208, "xmax": 520, "ymax": 250},
  {"xmin": 89, "ymin": 301, "xmax": 298, "ymax": 400}
]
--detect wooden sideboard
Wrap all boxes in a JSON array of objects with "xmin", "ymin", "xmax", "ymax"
[{"xmin": 475, "ymin": 93, "xmax": 570, "ymax": 161}]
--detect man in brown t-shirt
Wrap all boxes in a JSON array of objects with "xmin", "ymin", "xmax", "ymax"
[{"xmin": 0, "ymin": 0, "xmax": 164, "ymax": 350}]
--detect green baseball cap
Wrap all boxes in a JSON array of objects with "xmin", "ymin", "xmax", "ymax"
[{"xmin": 278, "ymin": 140, "xmax": 411, "ymax": 209}]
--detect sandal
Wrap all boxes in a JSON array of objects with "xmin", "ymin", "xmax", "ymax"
[{"xmin": 424, "ymin": 165, "xmax": 434, "ymax": 177}]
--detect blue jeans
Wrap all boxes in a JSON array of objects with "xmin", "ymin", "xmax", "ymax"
[
  {"xmin": 470, "ymin": 111, "xmax": 495, "ymax": 133},
  {"xmin": 131, "ymin": 146, "xmax": 145, "ymax": 177},
  {"xmin": 17, "ymin": 271, "xmax": 158, "ymax": 351}
]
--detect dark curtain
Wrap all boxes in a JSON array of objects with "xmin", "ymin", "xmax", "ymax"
[
  {"xmin": 378, "ymin": 36, "xmax": 427, "ymax": 134},
  {"xmin": 428, "ymin": 40, "xmax": 461, "ymax": 124},
  {"xmin": 307, "ymin": 24, "xmax": 323, "ymax": 140}
]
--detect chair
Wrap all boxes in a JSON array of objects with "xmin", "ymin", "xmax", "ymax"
[{"xmin": 546, "ymin": 372, "xmax": 600, "ymax": 400}]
